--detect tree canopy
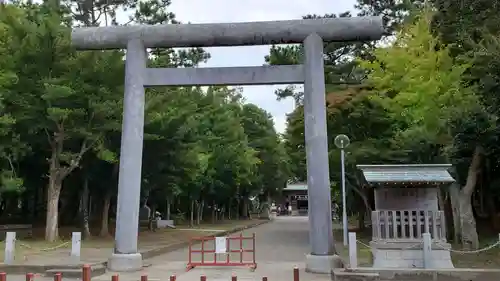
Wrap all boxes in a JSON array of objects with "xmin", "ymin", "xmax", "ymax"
[
  {"xmin": 0, "ymin": 0, "xmax": 290, "ymax": 242},
  {"xmin": 1, "ymin": 0, "xmax": 500, "ymax": 255}
]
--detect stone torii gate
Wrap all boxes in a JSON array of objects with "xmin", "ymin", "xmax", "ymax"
[{"xmin": 71, "ymin": 17, "xmax": 384, "ymax": 273}]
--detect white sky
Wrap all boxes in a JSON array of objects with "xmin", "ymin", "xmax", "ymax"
[{"xmin": 150, "ymin": 0, "xmax": 357, "ymax": 133}]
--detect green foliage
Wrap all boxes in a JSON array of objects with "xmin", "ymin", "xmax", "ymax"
[
  {"xmin": 0, "ymin": 170, "xmax": 24, "ymax": 193},
  {"xmin": 360, "ymin": 11, "xmax": 484, "ymax": 148},
  {"xmin": 0, "ymin": 0, "xmax": 291, "ymax": 239},
  {"xmin": 265, "ymin": 12, "xmax": 368, "ymax": 103}
]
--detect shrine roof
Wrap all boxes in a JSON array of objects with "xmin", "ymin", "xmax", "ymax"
[{"xmin": 356, "ymin": 164, "xmax": 455, "ymax": 184}]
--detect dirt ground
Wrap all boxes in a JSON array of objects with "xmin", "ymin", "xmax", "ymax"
[{"xmin": 0, "ymin": 220, "xmax": 262, "ymax": 264}]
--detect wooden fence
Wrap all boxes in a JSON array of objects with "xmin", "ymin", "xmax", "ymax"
[{"xmin": 371, "ymin": 210, "xmax": 446, "ymax": 241}]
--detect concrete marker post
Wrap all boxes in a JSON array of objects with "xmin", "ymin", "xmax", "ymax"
[
  {"xmin": 422, "ymin": 232, "xmax": 432, "ymax": 269},
  {"xmin": 4, "ymin": 231, "xmax": 16, "ymax": 264},
  {"xmin": 70, "ymin": 232, "xmax": 81, "ymax": 263},
  {"xmin": 348, "ymin": 232, "xmax": 357, "ymax": 268}
]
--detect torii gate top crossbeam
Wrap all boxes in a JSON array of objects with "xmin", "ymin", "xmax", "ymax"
[{"xmin": 71, "ymin": 17, "xmax": 384, "ymax": 50}]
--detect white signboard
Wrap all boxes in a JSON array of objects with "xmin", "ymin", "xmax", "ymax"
[{"xmin": 215, "ymin": 237, "xmax": 227, "ymax": 253}]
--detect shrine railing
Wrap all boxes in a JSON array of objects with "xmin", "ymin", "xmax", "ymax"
[{"xmin": 371, "ymin": 210, "xmax": 446, "ymax": 241}]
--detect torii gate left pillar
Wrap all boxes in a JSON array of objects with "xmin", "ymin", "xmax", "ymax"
[{"xmin": 71, "ymin": 18, "xmax": 384, "ymax": 273}]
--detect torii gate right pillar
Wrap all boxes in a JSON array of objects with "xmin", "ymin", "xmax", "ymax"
[{"xmin": 303, "ymin": 33, "xmax": 340, "ymax": 273}]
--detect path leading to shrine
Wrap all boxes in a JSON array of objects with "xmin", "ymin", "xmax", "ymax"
[{"xmin": 95, "ymin": 216, "xmax": 333, "ymax": 281}]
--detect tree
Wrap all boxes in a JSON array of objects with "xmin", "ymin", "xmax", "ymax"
[
  {"xmin": 240, "ymin": 104, "xmax": 290, "ymax": 203},
  {"xmin": 0, "ymin": 0, "xmax": 296, "ymax": 242},
  {"xmin": 265, "ymin": 12, "xmax": 370, "ymax": 103},
  {"xmin": 359, "ymin": 10, "xmax": 487, "ymax": 248},
  {"xmin": 355, "ymin": 0, "xmax": 417, "ymax": 32},
  {"xmin": 0, "ymin": 4, "xmax": 28, "ymax": 197},
  {"xmin": 282, "ymin": 85, "xmax": 399, "ymax": 228},
  {"xmin": 0, "ymin": 2, "xmax": 125, "ymax": 241}
]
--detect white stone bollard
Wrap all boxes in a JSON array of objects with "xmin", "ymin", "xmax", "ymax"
[
  {"xmin": 70, "ymin": 232, "xmax": 81, "ymax": 263},
  {"xmin": 422, "ymin": 232, "xmax": 432, "ymax": 269},
  {"xmin": 4, "ymin": 232, "xmax": 16, "ymax": 264},
  {"xmin": 348, "ymin": 232, "xmax": 358, "ymax": 268}
]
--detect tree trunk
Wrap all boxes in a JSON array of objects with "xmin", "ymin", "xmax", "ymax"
[
  {"xmin": 437, "ymin": 187, "xmax": 445, "ymax": 210},
  {"xmin": 99, "ymin": 190, "xmax": 111, "ymax": 237},
  {"xmin": 195, "ymin": 200, "xmax": 200, "ymax": 225},
  {"xmin": 349, "ymin": 177, "xmax": 373, "ymax": 212},
  {"xmin": 45, "ymin": 175, "xmax": 61, "ymax": 242},
  {"xmin": 100, "ymin": 164, "xmax": 118, "ymax": 237},
  {"xmin": 190, "ymin": 200, "xmax": 195, "ymax": 227},
  {"xmin": 486, "ymin": 194, "xmax": 497, "ymax": 230},
  {"xmin": 166, "ymin": 198, "xmax": 171, "ymax": 220},
  {"xmin": 358, "ymin": 210, "xmax": 365, "ymax": 231},
  {"xmin": 449, "ymin": 182, "xmax": 461, "ymax": 243},
  {"xmin": 32, "ymin": 185, "xmax": 39, "ymax": 222},
  {"xmin": 197, "ymin": 199, "xmax": 204, "ymax": 224},
  {"xmin": 212, "ymin": 200, "xmax": 216, "ymax": 224},
  {"xmin": 459, "ymin": 145, "xmax": 482, "ymax": 249},
  {"xmin": 81, "ymin": 176, "xmax": 91, "ymax": 239},
  {"xmin": 149, "ymin": 204, "xmax": 156, "ymax": 231},
  {"xmin": 45, "ymin": 129, "xmax": 86, "ymax": 241},
  {"xmin": 241, "ymin": 199, "xmax": 249, "ymax": 219},
  {"xmin": 236, "ymin": 199, "xmax": 241, "ymax": 219}
]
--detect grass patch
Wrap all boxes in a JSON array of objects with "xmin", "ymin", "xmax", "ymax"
[
  {"xmin": 334, "ymin": 228, "xmax": 373, "ymax": 267},
  {"xmin": 449, "ymin": 234, "xmax": 500, "ymax": 268}
]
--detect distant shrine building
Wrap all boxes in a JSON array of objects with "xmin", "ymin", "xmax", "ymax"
[
  {"xmin": 278, "ymin": 183, "xmax": 309, "ymax": 216},
  {"xmin": 279, "ymin": 182, "xmax": 338, "ymax": 216}
]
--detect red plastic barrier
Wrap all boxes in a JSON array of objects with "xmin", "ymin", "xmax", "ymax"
[{"xmin": 186, "ymin": 233, "xmax": 257, "ymax": 271}]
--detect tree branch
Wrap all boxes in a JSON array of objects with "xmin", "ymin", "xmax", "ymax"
[
  {"xmin": 462, "ymin": 145, "xmax": 484, "ymax": 197},
  {"xmin": 345, "ymin": 172, "xmax": 373, "ymax": 212}
]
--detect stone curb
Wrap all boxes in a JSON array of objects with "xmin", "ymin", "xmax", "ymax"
[
  {"xmin": 0, "ymin": 262, "xmax": 105, "ymax": 275},
  {"xmin": 334, "ymin": 268, "xmax": 500, "ymax": 281},
  {"xmin": 0, "ymin": 219, "xmax": 271, "ymax": 274}
]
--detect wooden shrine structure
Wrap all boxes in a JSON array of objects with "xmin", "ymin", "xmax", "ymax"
[{"xmin": 357, "ymin": 164, "xmax": 455, "ymax": 268}]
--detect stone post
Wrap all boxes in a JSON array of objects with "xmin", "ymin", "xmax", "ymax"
[
  {"xmin": 70, "ymin": 232, "xmax": 81, "ymax": 263},
  {"xmin": 422, "ymin": 232, "xmax": 432, "ymax": 269},
  {"xmin": 348, "ymin": 232, "xmax": 358, "ymax": 268},
  {"xmin": 4, "ymin": 232, "xmax": 15, "ymax": 264}
]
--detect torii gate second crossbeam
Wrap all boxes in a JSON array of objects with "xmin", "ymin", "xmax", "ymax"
[{"xmin": 71, "ymin": 17, "xmax": 384, "ymax": 274}]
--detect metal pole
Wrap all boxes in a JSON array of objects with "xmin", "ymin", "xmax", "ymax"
[{"xmin": 341, "ymin": 149, "xmax": 348, "ymax": 246}]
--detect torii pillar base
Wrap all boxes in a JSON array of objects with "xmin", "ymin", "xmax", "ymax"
[
  {"xmin": 108, "ymin": 253, "xmax": 143, "ymax": 272},
  {"xmin": 305, "ymin": 254, "xmax": 344, "ymax": 274}
]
